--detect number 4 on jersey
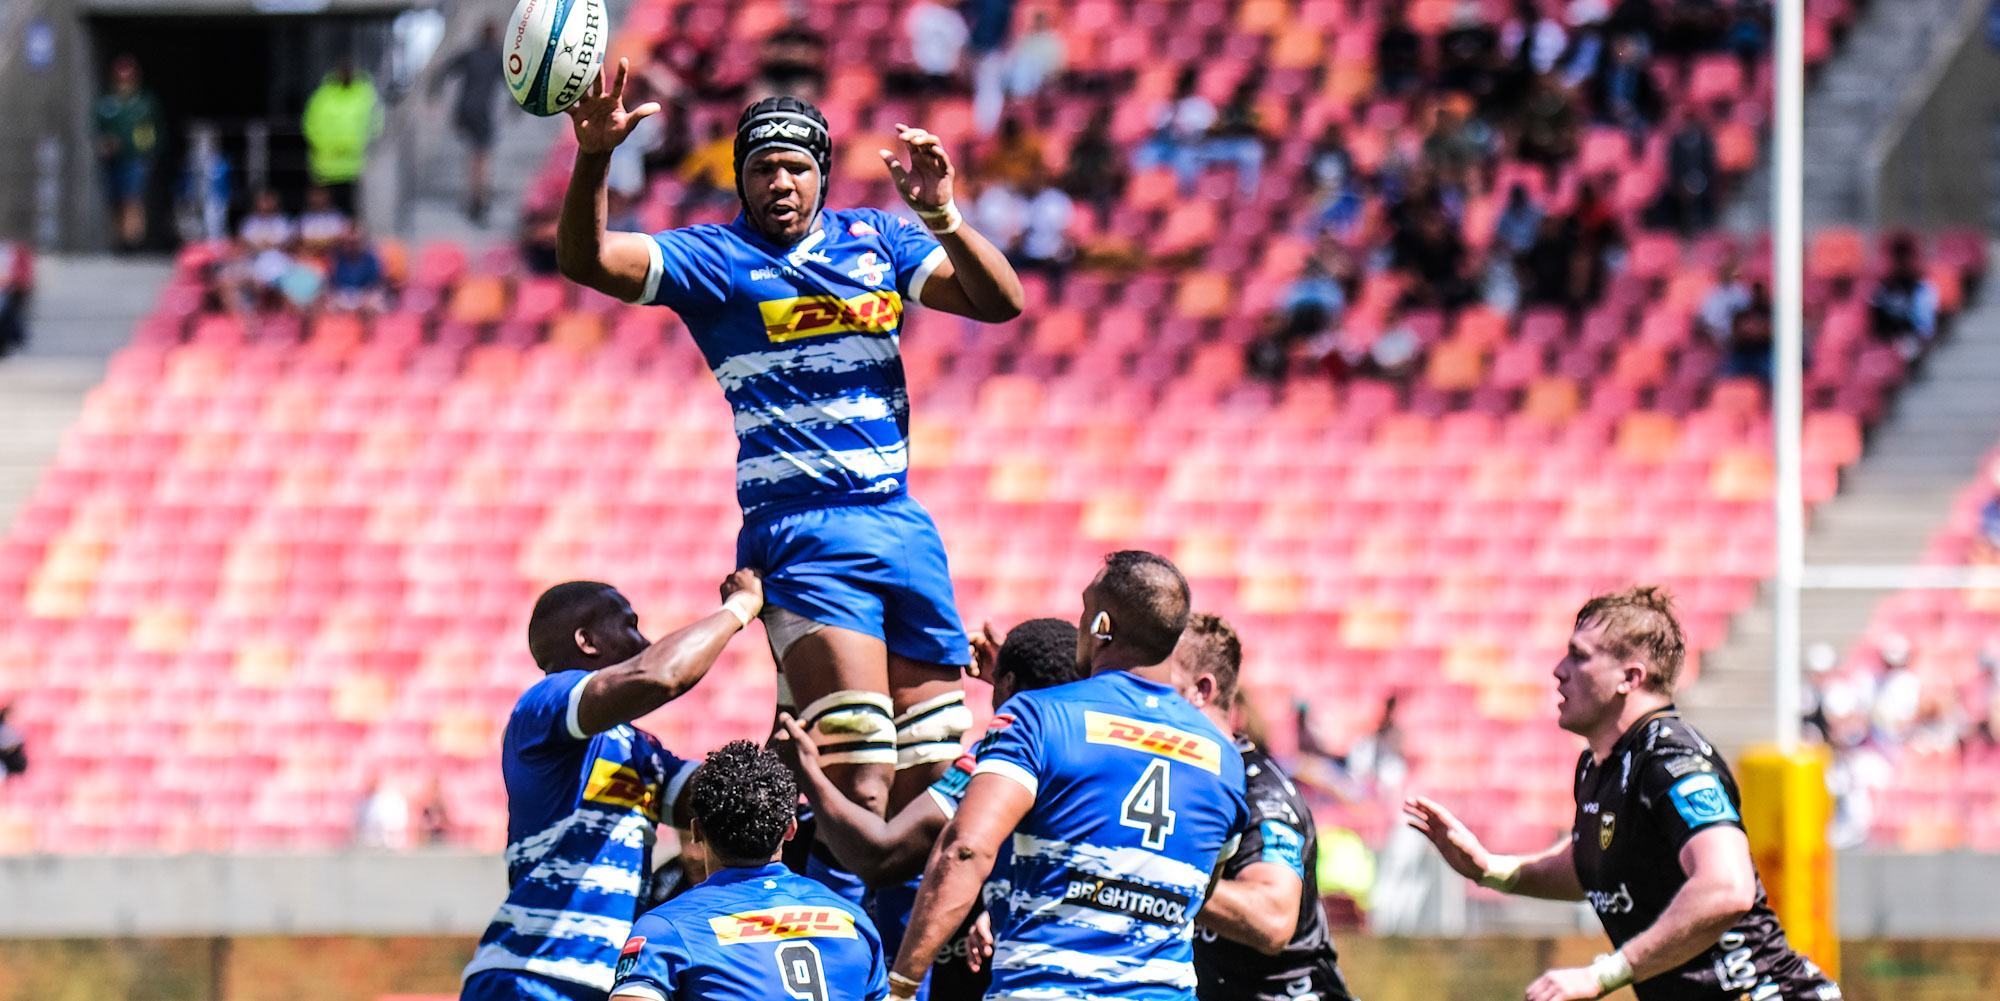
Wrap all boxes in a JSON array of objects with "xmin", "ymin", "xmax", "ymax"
[{"xmin": 1121, "ymin": 759, "xmax": 1177, "ymax": 849}]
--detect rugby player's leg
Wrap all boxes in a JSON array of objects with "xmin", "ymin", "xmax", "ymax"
[
  {"xmin": 881, "ymin": 494, "xmax": 976, "ymax": 812},
  {"xmin": 886, "ymin": 655, "xmax": 965, "ymax": 810},
  {"xmin": 775, "ymin": 622, "xmax": 896, "ymax": 817}
]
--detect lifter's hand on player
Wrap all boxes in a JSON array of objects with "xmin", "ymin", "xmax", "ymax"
[
  {"xmin": 720, "ymin": 568, "xmax": 764, "ymax": 609},
  {"xmin": 567, "ymin": 58, "xmax": 659, "ymax": 155},
  {"xmin": 966, "ymin": 620, "xmax": 1002, "ymax": 680},
  {"xmin": 1526, "ymin": 965, "xmax": 1608, "ymax": 1001},
  {"xmin": 880, "ymin": 124, "xmax": 955, "ymax": 214},
  {"xmin": 1403, "ymin": 795, "xmax": 1497, "ymax": 883}
]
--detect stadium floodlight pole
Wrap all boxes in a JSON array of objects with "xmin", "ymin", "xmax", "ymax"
[{"xmin": 1772, "ymin": 0, "xmax": 1806, "ymax": 756}]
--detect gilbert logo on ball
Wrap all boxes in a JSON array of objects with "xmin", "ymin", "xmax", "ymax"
[{"xmin": 503, "ymin": 0, "xmax": 607, "ymax": 117}]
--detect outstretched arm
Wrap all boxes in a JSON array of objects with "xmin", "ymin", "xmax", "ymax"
[
  {"xmin": 1198, "ymin": 863, "xmax": 1302, "ymax": 956},
  {"xmin": 889, "ymin": 773, "xmax": 1034, "ymax": 998},
  {"xmin": 574, "ymin": 570, "xmax": 763, "ymax": 734},
  {"xmin": 882, "ymin": 125, "xmax": 1024, "ymax": 322},
  {"xmin": 556, "ymin": 58, "xmax": 662, "ymax": 303},
  {"xmin": 1404, "ymin": 795, "xmax": 1584, "ymax": 901},
  {"xmin": 778, "ymin": 714, "xmax": 948, "ymax": 885}
]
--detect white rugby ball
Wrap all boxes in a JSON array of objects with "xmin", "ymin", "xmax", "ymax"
[{"xmin": 502, "ymin": 0, "xmax": 608, "ymax": 117}]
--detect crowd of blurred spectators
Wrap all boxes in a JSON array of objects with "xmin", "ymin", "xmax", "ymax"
[
  {"xmin": 195, "ymin": 184, "xmax": 392, "ymax": 321},
  {"xmin": 1805, "ymin": 634, "xmax": 2000, "ymax": 848}
]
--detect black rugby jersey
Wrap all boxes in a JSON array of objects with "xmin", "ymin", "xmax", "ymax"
[
  {"xmin": 1194, "ymin": 739, "xmax": 1354, "ymax": 1001},
  {"xmin": 1571, "ymin": 708, "xmax": 1839, "ymax": 1001}
]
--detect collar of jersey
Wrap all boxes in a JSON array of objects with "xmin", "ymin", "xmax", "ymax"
[
  {"xmin": 699, "ymin": 860, "xmax": 791, "ymax": 888},
  {"xmin": 1607, "ymin": 704, "xmax": 1680, "ymax": 759},
  {"xmin": 729, "ymin": 212, "xmax": 827, "ymax": 256}
]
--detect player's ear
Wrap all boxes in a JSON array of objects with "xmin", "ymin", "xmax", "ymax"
[
  {"xmin": 689, "ymin": 816, "xmax": 708, "ymax": 849},
  {"xmin": 782, "ymin": 816, "xmax": 798, "ymax": 844},
  {"xmin": 1618, "ymin": 661, "xmax": 1647, "ymax": 694},
  {"xmin": 574, "ymin": 627, "xmax": 600, "ymax": 657},
  {"xmin": 1192, "ymin": 673, "xmax": 1217, "ymax": 708}
]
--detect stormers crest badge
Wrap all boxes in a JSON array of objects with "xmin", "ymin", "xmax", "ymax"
[{"xmin": 1599, "ymin": 812, "xmax": 1617, "ymax": 849}]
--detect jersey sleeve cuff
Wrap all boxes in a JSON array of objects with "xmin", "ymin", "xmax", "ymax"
[
  {"xmin": 971, "ymin": 759, "xmax": 1038, "ymax": 798},
  {"xmin": 610, "ymin": 981, "xmax": 669, "ymax": 1001},
  {"xmin": 627, "ymin": 235, "xmax": 664, "ymax": 306},
  {"xmin": 663, "ymin": 758, "xmax": 698, "ymax": 823},
  {"xmin": 906, "ymin": 245, "xmax": 948, "ymax": 304},
  {"xmin": 564, "ymin": 672, "xmax": 592, "ymax": 741},
  {"xmin": 925, "ymin": 786, "xmax": 960, "ymax": 819}
]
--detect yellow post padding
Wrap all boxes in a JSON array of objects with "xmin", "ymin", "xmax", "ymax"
[{"xmin": 1738, "ymin": 745, "xmax": 1839, "ymax": 980}]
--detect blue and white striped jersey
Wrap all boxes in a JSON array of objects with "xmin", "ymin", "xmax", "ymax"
[
  {"xmin": 972, "ymin": 671, "xmax": 1249, "ymax": 1001},
  {"xmin": 464, "ymin": 670, "xmax": 697, "ymax": 993},
  {"xmin": 610, "ymin": 861, "xmax": 888, "ymax": 1001},
  {"xmin": 636, "ymin": 209, "xmax": 949, "ymax": 520}
]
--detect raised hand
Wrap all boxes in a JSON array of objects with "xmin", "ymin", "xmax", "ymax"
[
  {"xmin": 967, "ymin": 620, "xmax": 1002, "ymax": 679},
  {"xmin": 566, "ymin": 57, "xmax": 660, "ymax": 155},
  {"xmin": 879, "ymin": 123, "xmax": 956, "ymax": 215},
  {"xmin": 1402, "ymin": 795, "xmax": 1495, "ymax": 883}
]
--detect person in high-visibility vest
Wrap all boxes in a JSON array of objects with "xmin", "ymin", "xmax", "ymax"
[{"xmin": 302, "ymin": 56, "xmax": 380, "ymax": 218}]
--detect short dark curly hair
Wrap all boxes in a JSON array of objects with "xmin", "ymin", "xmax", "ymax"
[
  {"xmin": 689, "ymin": 740, "xmax": 797, "ymax": 862},
  {"xmin": 997, "ymin": 618, "xmax": 1083, "ymax": 692}
]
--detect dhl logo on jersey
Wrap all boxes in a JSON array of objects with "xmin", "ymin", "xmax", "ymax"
[
  {"xmin": 582, "ymin": 759, "xmax": 661, "ymax": 820},
  {"xmin": 708, "ymin": 907, "xmax": 858, "ymax": 945},
  {"xmin": 759, "ymin": 291, "xmax": 902, "ymax": 343},
  {"xmin": 1083, "ymin": 711, "xmax": 1222, "ymax": 774}
]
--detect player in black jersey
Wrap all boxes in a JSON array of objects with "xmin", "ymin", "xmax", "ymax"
[
  {"xmin": 1405, "ymin": 587, "xmax": 1840, "ymax": 1001},
  {"xmin": 1173, "ymin": 613, "xmax": 1356, "ymax": 1001}
]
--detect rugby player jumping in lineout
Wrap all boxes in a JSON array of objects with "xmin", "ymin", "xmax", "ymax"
[
  {"xmin": 554, "ymin": 58, "xmax": 1024, "ymax": 910},
  {"xmin": 1405, "ymin": 587, "xmax": 1842, "ymax": 1001}
]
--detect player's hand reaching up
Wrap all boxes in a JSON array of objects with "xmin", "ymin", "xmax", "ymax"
[
  {"xmin": 965, "ymin": 911, "xmax": 996, "ymax": 972},
  {"xmin": 880, "ymin": 124, "xmax": 956, "ymax": 215},
  {"xmin": 567, "ymin": 58, "xmax": 659, "ymax": 155},
  {"xmin": 1402, "ymin": 795, "xmax": 1497, "ymax": 883},
  {"xmin": 967, "ymin": 620, "xmax": 1002, "ymax": 680}
]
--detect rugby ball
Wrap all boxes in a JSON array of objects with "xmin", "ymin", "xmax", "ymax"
[{"xmin": 503, "ymin": 0, "xmax": 608, "ymax": 117}]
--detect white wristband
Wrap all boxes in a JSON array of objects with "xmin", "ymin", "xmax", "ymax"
[
  {"xmin": 888, "ymin": 971, "xmax": 922, "ymax": 999},
  {"xmin": 719, "ymin": 592, "xmax": 760, "ymax": 628},
  {"xmin": 916, "ymin": 201, "xmax": 961, "ymax": 235},
  {"xmin": 1476, "ymin": 854, "xmax": 1522, "ymax": 892},
  {"xmin": 1590, "ymin": 951, "xmax": 1634, "ymax": 992}
]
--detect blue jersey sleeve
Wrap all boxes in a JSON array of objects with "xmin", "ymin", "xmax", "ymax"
[
  {"xmin": 512, "ymin": 669, "xmax": 592, "ymax": 752},
  {"xmin": 639, "ymin": 228, "xmax": 734, "ymax": 313},
  {"xmin": 610, "ymin": 913, "xmax": 691, "ymax": 1001},
  {"xmin": 871, "ymin": 209, "xmax": 948, "ymax": 304},
  {"xmin": 969, "ymin": 693, "xmax": 1047, "ymax": 797}
]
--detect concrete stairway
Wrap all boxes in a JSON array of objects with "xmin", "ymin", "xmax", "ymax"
[
  {"xmin": 0, "ymin": 255, "xmax": 171, "ymax": 533},
  {"xmin": 1731, "ymin": 0, "xmax": 1969, "ymax": 230},
  {"xmin": 1688, "ymin": 243, "xmax": 2000, "ymax": 754}
]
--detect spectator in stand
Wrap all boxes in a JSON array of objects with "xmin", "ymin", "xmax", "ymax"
[
  {"xmin": 0, "ymin": 704, "xmax": 25, "ymax": 784},
  {"xmin": 238, "ymin": 189, "xmax": 296, "ymax": 254},
  {"xmin": 297, "ymin": 185, "xmax": 349, "ymax": 255},
  {"xmin": 1012, "ymin": 165, "xmax": 1075, "ymax": 298},
  {"xmin": 1727, "ymin": 281, "xmax": 1774, "ymax": 383},
  {"xmin": 417, "ymin": 775, "xmax": 453, "ymax": 845},
  {"xmin": 1500, "ymin": 0, "xmax": 1570, "ymax": 98},
  {"xmin": 1135, "ymin": 66, "xmax": 1216, "ymax": 194},
  {"xmin": 520, "ymin": 197, "xmax": 561, "ymax": 276},
  {"xmin": 1974, "ymin": 645, "xmax": 2000, "ymax": 745},
  {"xmin": 431, "ymin": 20, "xmax": 510, "ymax": 225},
  {"xmin": 1493, "ymin": 182, "xmax": 1543, "ymax": 257},
  {"xmin": 1516, "ymin": 73, "xmax": 1580, "ymax": 186},
  {"xmin": 302, "ymin": 56, "xmax": 381, "ymax": 217},
  {"xmin": 1571, "ymin": 177, "xmax": 1625, "ymax": 294},
  {"xmin": 1655, "ymin": 112, "xmax": 1720, "ymax": 233},
  {"xmin": 1974, "ymin": 460, "xmax": 2000, "ymax": 563},
  {"xmin": 1201, "ymin": 77, "xmax": 1268, "ymax": 196},
  {"xmin": 1725, "ymin": 0, "xmax": 1773, "ymax": 72},
  {"xmin": 1437, "ymin": 0, "xmax": 1502, "ymax": 100},
  {"xmin": 94, "ymin": 55, "xmax": 162, "ymax": 252},
  {"xmin": 676, "ymin": 121, "xmax": 738, "ymax": 205},
  {"xmin": 1824, "ymin": 709, "xmax": 1891, "ymax": 849},
  {"xmin": 756, "ymin": 19, "xmax": 828, "ymax": 100},
  {"xmin": 176, "ymin": 123, "xmax": 233, "ymax": 244},
  {"xmin": 1587, "ymin": 33, "xmax": 1666, "ymax": 139},
  {"xmin": 1282, "ymin": 234, "xmax": 1356, "ymax": 337},
  {"xmin": 1061, "ymin": 105, "xmax": 1127, "ymax": 221},
  {"xmin": 982, "ymin": 115, "xmax": 1048, "ymax": 190},
  {"xmin": 325, "ymin": 225, "xmax": 388, "ymax": 314},
  {"xmin": 1869, "ymin": 233, "xmax": 1941, "ymax": 360},
  {"xmin": 902, "ymin": 0, "xmax": 968, "ymax": 96},
  {"xmin": 1801, "ymin": 641, "xmax": 1838, "ymax": 745},
  {"xmin": 1377, "ymin": 1, "xmax": 1424, "ymax": 97},
  {"xmin": 0, "ymin": 238, "xmax": 31, "ymax": 356},
  {"xmin": 1391, "ymin": 199, "xmax": 1477, "ymax": 311},
  {"xmin": 356, "ymin": 774, "xmax": 411, "ymax": 850},
  {"xmin": 1305, "ymin": 121, "xmax": 1356, "ymax": 202},
  {"xmin": 1520, "ymin": 214, "xmax": 1578, "ymax": 310},
  {"xmin": 1872, "ymin": 633, "xmax": 1920, "ymax": 746},
  {"xmin": 1004, "ymin": 9, "xmax": 1066, "ymax": 99},
  {"xmin": 1421, "ymin": 101, "xmax": 1487, "ymax": 197},
  {"xmin": 1699, "ymin": 252, "xmax": 1752, "ymax": 341},
  {"xmin": 966, "ymin": 0, "xmax": 1018, "ymax": 135}
]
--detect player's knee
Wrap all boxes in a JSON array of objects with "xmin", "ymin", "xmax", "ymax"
[
  {"xmin": 894, "ymin": 690, "xmax": 973, "ymax": 771},
  {"xmin": 798, "ymin": 690, "xmax": 898, "ymax": 768}
]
